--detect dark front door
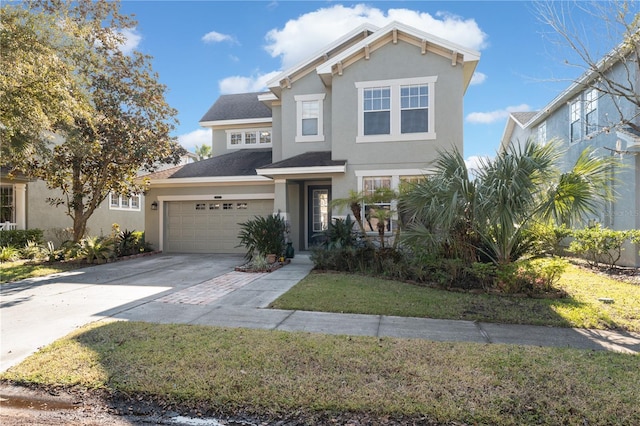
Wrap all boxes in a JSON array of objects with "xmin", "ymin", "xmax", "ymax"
[{"xmin": 308, "ymin": 185, "xmax": 331, "ymax": 248}]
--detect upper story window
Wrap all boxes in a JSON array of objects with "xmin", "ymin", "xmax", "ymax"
[
  {"xmin": 110, "ymin": 193, "xmax": 140, "ymax": 211},
  {"xmin": 585, "ymin": 89, "xmax": 598, "ymax": 136},
  {"xmin": 356, "ymin": 76, "xmax": 437, "ymax": 143},
  {"xmin": 226, "ymin": 128, "xmax": 272, "ymax": 149},
  {"xmin": 570, "ymin": 98, "xmax": 582, "ymax": 143},
  {"xmin": 295, "ymin": 94, "xmax": 325, "ymax": 142},
  {"xmin": 537, "ymin": 121, "xmax": 547, "ymax": 145}
]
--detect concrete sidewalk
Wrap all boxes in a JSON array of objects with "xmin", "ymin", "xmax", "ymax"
[
  {"xmin": 2, "ymin": 253, "xmax": 639, "ymax": 373},
  {"xmin": 114, "ymin": 254, "xmax": 640, "ymax": 355}
]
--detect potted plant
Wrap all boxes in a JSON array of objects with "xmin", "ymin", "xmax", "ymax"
[{"xmin": 237, "ymin": 214, "xmax": 286, "ymax": 262}]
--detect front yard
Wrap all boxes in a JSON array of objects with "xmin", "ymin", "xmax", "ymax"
[{"xmin": 270, "ymin": 263, "xmax": 640, "ymax": 332}]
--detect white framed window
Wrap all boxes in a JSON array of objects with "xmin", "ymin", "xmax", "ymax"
[
  {"xmin": 537, "ymin": 121, "xmax": 547, "ymax": 145},
  {"xmin": 109, "ymin": 193, "xmax": 141, "ymax": 211},
  {"xmin": 226, "ymin": 128, "xmax": 273, "ymax": 149},
  {"xmin": 570, "ymin": 98, "xmax": 582, "ymax": 143},
  {"xmin": 356, "ymin": 76, "xmax": 437, "ymax": 143},
  {"xmin": 0, "ymin": 185, "xmax": 14, "ymax": 223},
  {"xmin": 355, "ymin": 170, "xmax": 427, "ymax": 234},
  {"xmin": 585, "ymin": 89, "xmax": 598, "ymax": 136},
  {"xmin": 295, "ymin": 94, "xmax": 325, "ymax": 142}
]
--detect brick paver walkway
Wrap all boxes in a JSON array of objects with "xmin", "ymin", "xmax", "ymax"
[{"xmin": 156, "ymin": 271, "xmax": 267, "ymax": 305}]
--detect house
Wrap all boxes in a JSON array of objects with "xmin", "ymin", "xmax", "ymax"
[
  {"xmin": 0, "ymin": 167, "xmax": 145, "ymax": 244},
  {"xmin": 0, "ymin": 153, "xmax": 196, "ymax": 244},
  {"xmin": 142, "ymin": 21, "xmax": 480, "ymax": 254},
  {"xmin": 500, "ymin": 41, "xmax": 640, "ymax": 267}
]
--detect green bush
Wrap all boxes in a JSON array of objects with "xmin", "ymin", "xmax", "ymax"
[
  {"xmin": 0, "ymin": 245, "xmax": 21, "ymax": 262},
  {"xmin": 77, "ymin": 236, "xmax": 115, "ymax": 264},
  {"xmin": 523, "ymin": 223, "xmax": 572, "ymax": 257},
  {"xmin": 237, "ymin": 214, "xmax": 286, "ymax": 259},
  {"xmin": 318, "ymin": 216, "xmax": 357, "ymax": 249},
  {"xmin": 115, "ymin": 229, "xmax": 151, "ymax": 257},
  {"xmin": 0, "ymin": 229, "xmax": 43, "ymax": 247},
  {"xmin": 568, "ymin": 224, "xmax": 637, "ymax": 269},
  {"xmin": 495, "ymin": 257, "xmax": 568, "ymax": 294}
]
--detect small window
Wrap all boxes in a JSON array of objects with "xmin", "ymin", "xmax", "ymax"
[
  {"xmin": 570, "ymin": 98, "xmax": 582, "ymax": 143},
  {"xmin": 195, "ymin": 203, "xmax": 206, "ymax": 210},
  {"xmin": 109, "ymin": 193, "xmax": 141, "ymax": 211},
  {"xmin": 223, "ymin": 203, "xmax": 233, "ymax": 210},
  {"xmin": 295, "ymin": 94, "xmax": 325, "ymax": 142},
  {"xmin": 585, "ymin": 89, "xmax": 598, "ymax": 135},
  {"xmin": 537, "ymin": 121, "xmax": 547, "ymax": 145},
  {"xmin": 226, "ymin": 128, "xmax": 272, "ymax": 149},
  {"xmin": 237, "ymin": 203, "xmax": 248, "ymax": 209},
  {"xmin": 209, "ymin": 203, "xmax": 220, "ymax": 210}
]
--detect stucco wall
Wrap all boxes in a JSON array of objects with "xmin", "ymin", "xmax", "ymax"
[{"xmin": 27, "ymin": 180, "xmax": 144, "ymax": 244}]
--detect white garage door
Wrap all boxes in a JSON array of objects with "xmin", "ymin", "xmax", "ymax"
[{"xmin": 165, "ymin": 199, "xmax": 274, "ymax": 253}]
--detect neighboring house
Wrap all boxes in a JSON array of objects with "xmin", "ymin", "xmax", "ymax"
[
  {"xmin": 0, "ymin": 166, "xmax": 144, "ymax": 244},
  {"xmin": 142, "ymin": 21, "xmax": 480, "ymax": 254},
  {"xmin": 500, "ymin": 44, "xmax": 640, "ymax": 267},
  {"xmin": 0, "ymin": 155, "xmax": 195, "ymax": 245}
]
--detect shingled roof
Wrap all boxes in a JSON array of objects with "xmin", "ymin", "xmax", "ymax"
[
  {"xmin": 199, "ymin": 92, "xmax": 272, "ymax": 123},
  {"xmin": 258, "ymin": 151, "xmax": 345, "ymax": 169},
  {"xmin": 145, "ymin": 149, "xmax": 273, "ymax": 179}
]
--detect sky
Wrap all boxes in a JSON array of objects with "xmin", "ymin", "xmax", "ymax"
[{"xmin": 115, "ymin": 0, "xmax": 626, "ymax": 167}]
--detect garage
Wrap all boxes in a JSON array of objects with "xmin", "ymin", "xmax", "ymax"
[{"xmin": 164, "ymin": 199, "xmax": 274, "ymax": 253}]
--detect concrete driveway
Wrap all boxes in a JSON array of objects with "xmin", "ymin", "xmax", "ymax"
[{"xmin": 0, "ymin": 253, "xmax": 245, "ymax": 372}]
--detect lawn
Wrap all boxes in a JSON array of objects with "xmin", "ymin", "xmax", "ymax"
[
  {"xmin": 0, "ymin": 259, "xmax": 88, "ymax": 284},
  {"xmin": 270, "ymin": 264, "xmax": 640, "ymax": 332},
  {"xmin": 2, "ymin": 320, "xmax": 638, "ymax": 425}
]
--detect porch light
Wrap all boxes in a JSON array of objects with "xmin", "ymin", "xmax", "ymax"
[{"xmin": 151, "ymin": 201, "xmax": 158, "ymax": 210}]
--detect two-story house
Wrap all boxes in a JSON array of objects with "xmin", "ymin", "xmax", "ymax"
[
  {"xmin": 500, "ymin": 42, "xmax": 640, "ymax": 267},
  {"xmin": 142, "ymin": 22, "xmax": 480, "ymax": 254}
]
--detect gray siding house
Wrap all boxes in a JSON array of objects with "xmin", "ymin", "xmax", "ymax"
[
  {"xmin": 143, "ymin": 22, "xmax": 480, "ymax": 253},
  {"xmin": 501, "ymin": 46, "xmax": 640, "ymax": 267}
]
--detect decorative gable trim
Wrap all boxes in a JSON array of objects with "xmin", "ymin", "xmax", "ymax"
[{"xmin": 316, "ymin": 21, "xmax": 480, "ymax": 92}]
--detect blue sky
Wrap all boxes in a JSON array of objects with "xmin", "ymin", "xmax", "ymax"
[{"xmin": 116, "ymin": 0, "xmax": 616, "ymax": 166}]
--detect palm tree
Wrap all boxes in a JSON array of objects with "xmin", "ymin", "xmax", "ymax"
[
  {"xmin": 400, "ymin": 139, "xmax": 619, "ymax": 265},
  {"xmin": 194, "ymin": 144, "xmax": 212, "ymax": 160}
]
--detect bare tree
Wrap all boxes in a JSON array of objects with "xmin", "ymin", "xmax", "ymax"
[{"xmin": 535, "ymin": 0, "xmax": 640, "ymax": 133}]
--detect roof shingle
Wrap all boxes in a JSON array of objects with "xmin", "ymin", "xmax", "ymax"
[{"xmin": 199, "ymin": 92, "xmax": 272, "ymax": 123}]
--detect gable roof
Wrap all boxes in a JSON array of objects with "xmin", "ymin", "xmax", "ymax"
[
  {"xmin": 266, "ymin": 23, "xmax": 379, "ymax": 95},
  {"xmin": 316, "ymin": 21, "xmax": 480, "ymax": 92},
  {"xmin": 499, "ymin": 111, "xmax": 539, "ymax": 151},
  {"xmin": 519, "ymin": 34, "xmax": 638, "ymax": 130},
  {"xmin": 199, "ymin": 92, "xmax": 272, "ymax": 125},
  {"xmin": 144, "ymin": 149, "xmax": 273, "ymax": 181}
]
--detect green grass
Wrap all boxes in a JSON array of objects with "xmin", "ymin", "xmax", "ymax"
[
  {"xmin": 270, "ymin": 265, "xmax": 640, "ymax": 332},
  {"xmin": 0, "ymin": 259, "xmax": 87, "ymax": 284},
  {"xmin": 2, "ymin": 320, "xmax": 638, "ymax": 425}
]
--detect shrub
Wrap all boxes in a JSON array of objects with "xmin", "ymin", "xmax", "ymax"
[
  {"xmin": 495, "ymin": 257, "xmax": 568, "ymax": 294},
  {"xmin": 115, "ymin": 229, "xmax": 151, "ymax": 257},
  {"xmin": 568, "ymin": 224, "xmax": 636, "ymax": 269},
  {"xmin": 237, "ymin": 214, "xmax": 286, "ymax": 259},
  {"xmin": 0, "ymin": 245, "xmax": 20, "ymax": 262},
  {"xmin": 0, "ymin": 229, "xmax": 44, "ymax": 248},
  {"xmin": 77, "ymin": 236, "xmax": 115, "ymax": 263},
  {"xmin": 319, "ymin": 216, "xmax": 357, "ymax": 249},
  {"xmin": 524, "ymin": 223, "xmax": 572, "ymax": 258},
  {"xmin": 22, "ymin": 240, "xmax": 44, "ymax": 260}
]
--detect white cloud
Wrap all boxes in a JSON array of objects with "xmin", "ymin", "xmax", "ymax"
[
  {"xmin": 117, "ymin": 28, "xmax": 142, "ymax": 55},
  {"xmin": 465, "ymin": 155, "xmax": 491, "ymax": 172},
  {"xmin": 470, "ymin": 71, "xmax": 487, "ymax": 86},
  {"xmin": 218, "ymin": 70, "xmax": 282, "ymax": 94},
  {"xmin": 177, "ymin": 129, "xmax": 210, "ymax": 152},
  {"xmin": 466, "ymin": 104, "xmax": 531, "ymax": 124},
  {"xmin": 265, "ymin": 4, "xmax": 488, "ymax": 68},
  {"xmin": 202, "ymin": 31, "xmax": 237, "ymax": 44}
]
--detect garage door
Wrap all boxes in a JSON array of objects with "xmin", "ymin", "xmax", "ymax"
[{"xmin": 165, "ymin": 199, "xmax": 274, "ymax": 253}]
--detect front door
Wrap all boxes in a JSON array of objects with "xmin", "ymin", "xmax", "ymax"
[{"xmin": 308, "ymin": 185, "xmax": 331, "ymax": 248}]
